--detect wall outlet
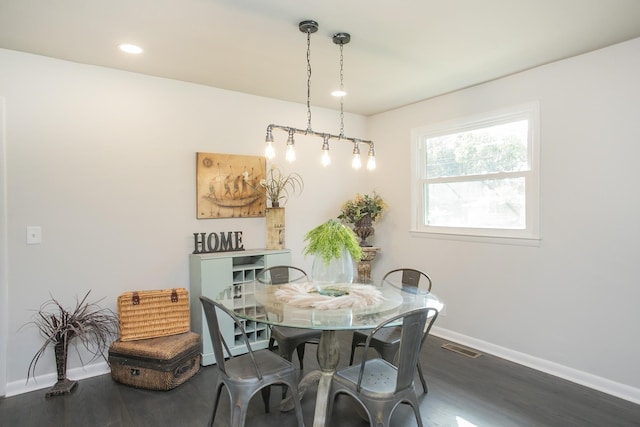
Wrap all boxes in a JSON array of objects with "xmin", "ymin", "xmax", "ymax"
[{"xmin": 26, "ymin": 226, "xmax": 41, "ymax": 244}]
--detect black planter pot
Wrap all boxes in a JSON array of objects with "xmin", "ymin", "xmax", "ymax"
[{"xmin": 45, "ymin": 341, "xmax": 77, "ymax": 397}]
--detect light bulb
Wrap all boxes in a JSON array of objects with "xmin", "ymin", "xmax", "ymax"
[
  {"xmin": 352, "ymin": 153, "xmax": 362, "ymax": 170},
  {"xmin": 265, "ymin": 141, "xmax": 275, "ymax": 160},
  {"xmin": 367, "ymin": 155, "xmax": 376, "ymax": 170},
  {"xmin": 286, "ymin": 145, "xmax": 296, "ymax": 163},
  {"xmin": 321, "ymin": 150, "xmax": 331, "ymax": 167}
]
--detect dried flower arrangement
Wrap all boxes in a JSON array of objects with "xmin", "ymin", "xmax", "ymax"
[
  {"xmin": 23, "ymin": 290, "xmax": 119, "ymax": 397},
  {"xmin": 243, "ymin": 164, "xmax": 303, "ymax": 207}
]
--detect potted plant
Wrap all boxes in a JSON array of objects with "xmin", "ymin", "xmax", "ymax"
[
  {"xmin": 23, "ymin": 290, "xmax": 119, "ymax": 397},
  {"xmin": 338, "ymin": 192, "xmax": 387, "ymax": 246},
  {"xmin": 303, "ymin": 219, "xmax": 362, "ymax": 295},
  {"xmin": 244, "ymin": 164, "xmax": 304, "ymax": 208},
  {"xmin": 245, "ymin": 164, "xmax": 304, "ymax": 249}
]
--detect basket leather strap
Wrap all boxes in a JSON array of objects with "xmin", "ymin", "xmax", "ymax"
[{"xmin": 130, "ymin": 289, "xmax": 179, "ymax": 305}]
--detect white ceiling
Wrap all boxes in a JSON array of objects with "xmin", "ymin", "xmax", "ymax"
[{"xmin": 2, "ymin": 0, "xmax": 640, "ymax": 116}]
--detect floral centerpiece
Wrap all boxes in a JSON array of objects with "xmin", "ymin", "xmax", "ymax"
[
  {"xmin": 338, "ymin": 192, "xmax": 386, "ymax": 224},
  {"xmin": 244, "ymin": 164, "xmax": 303, "ymax": 208},
  {"xmin": 338, "ymin": 192, "xmax": 386, "ymax": 246}
]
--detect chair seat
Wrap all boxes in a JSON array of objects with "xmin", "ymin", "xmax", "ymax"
[
  {"xmin": 269, "ymin": 326, "xmax": 321, "ymax": 371},
  {"xmin": 334, "ymin": 358, "xmax": 398, "ymax": 396},
  {"xmin": 226, "ymin": 348, "xmax": 296, "ymax": 380},
  {"xmin": 356, "ymin": 327, "xmax": 401, "ymax": 348},
  {"xmin": 351, "ymin": 327, "xmax": 402, "ymax": 364},
  {"xmin": 271, "ymin": 326, "xmax": 321, "ymax": 342}
]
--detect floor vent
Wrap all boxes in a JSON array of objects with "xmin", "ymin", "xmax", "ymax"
[{"xmin": 441, "ymin": 343, "xmax": 482, "ymax": 358}]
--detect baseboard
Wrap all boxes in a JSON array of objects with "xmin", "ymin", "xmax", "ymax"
[
  {"xmin": 5, "ymin": 361, "xmax": 111, "ymax": 397},
  {"xmin": 431, "ymin": 326, "xmax": 640, "ymax": 405}
]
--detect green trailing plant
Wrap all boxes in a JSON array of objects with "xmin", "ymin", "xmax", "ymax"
[
  {"xmin": 303, "ymin": 219, "xmax": 362, "ymax": 264},
  {"xmin": 23, "ymin": 290, "xmax": 119, "ymax": 394}
]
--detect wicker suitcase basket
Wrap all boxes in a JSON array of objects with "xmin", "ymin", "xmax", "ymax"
[
  {"xmin": 117, "ymin": 288, "xmax": 190, "ymax": 341},
  {"xmin": 109, "ymin": 332, "xmax": 201, "ymax": 390}
]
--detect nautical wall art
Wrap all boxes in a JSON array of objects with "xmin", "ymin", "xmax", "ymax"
[{"xmin": 196, "ymin": 152, "xmax": 266, "ymax": 219}]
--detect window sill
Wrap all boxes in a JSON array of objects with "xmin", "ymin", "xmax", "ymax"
[{"xmin": 409, "ymin": 230, "xmax": 541, "ymax": 247}]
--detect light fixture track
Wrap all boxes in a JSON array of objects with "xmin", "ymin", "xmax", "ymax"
[{"xmin": 267, "ymin": 124, "xmax": 373, "ymax": 146}]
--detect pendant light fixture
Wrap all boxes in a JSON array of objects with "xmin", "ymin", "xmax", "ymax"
[{"xmin": 264, "ymin": 20, "xmax": 376, "ymax": 171}]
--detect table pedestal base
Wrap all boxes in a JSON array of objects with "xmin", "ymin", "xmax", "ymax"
[{"xmin": 279, "ymin": 330, "xmax": 340, "ymax": 427}]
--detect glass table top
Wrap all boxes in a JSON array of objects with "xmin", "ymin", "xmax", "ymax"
[{"xmin": 215, "ymin": 278, "xmax": 444, "ymax": 330}]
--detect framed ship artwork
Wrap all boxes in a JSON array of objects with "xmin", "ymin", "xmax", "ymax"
[{"xmin": 196, "ymin": 152, "xmax": 266, "ymax": 219}]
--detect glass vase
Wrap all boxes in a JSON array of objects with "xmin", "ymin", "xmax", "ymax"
[{"xmin": 312, "ymin": 246, "xmax": 354, "ymax": 296}]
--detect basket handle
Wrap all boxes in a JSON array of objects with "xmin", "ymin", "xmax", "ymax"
[{"xmin": 130, "ymin": 289, "xmax": 180, "ymax": 305}]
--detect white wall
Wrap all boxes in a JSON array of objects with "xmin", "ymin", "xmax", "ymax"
[
  {"xmin": 1, "ymin": 96, "xmax": 8, "ymax": 396},
  {"xmin": 0, "ymin": 48, "xmax": 369, "ymax": 395},
  {"xmin": 3, "ymin": 37, "xmax": 640, "ymax": 404},
  {"xmin": 368, "ymin": 37, "xmax": 640, "ymax": 402}
]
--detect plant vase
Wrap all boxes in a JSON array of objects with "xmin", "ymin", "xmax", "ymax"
[
  {"xmin": 354, "ymin": 213, "xmax": 374, "ymax": 247},
  {"xmin": 312, "ymin": 246, "xmax": 354, "ymax": 296},
  {"xmin": 46, "ymin": 341, "xmax": 78, "ymax": 397},
  {"xmin": 266, "ymin": 207, "xmax": 285, "ymax": 249},
  {"xmin": 357, "ymin": 246, "xmax": 381, "ymax": 283}
]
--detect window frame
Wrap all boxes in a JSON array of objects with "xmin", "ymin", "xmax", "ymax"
[{"xmin": 410, "ymin": 102, "xmax": 540, "ymax": 242}]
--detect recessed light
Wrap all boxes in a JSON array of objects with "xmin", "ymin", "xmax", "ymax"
[
  {"xmin": 118, "ymin": 44, "xmax": 143, "ymax": 54},
  {"xmin": 331, "ymin": 90, "xmax": 347, "ymax": 97}
]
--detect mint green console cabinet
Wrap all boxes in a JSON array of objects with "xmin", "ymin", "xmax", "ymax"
[{"xmin": 189, "ymin": 249, "xmax": 291, "ymax": 365}]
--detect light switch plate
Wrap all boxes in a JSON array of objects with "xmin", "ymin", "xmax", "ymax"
[{"xmin": 26, "ymin": 226, "xmax": 41, "ymax": 244}]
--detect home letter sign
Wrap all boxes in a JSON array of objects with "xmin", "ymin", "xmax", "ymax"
[{"xmin": 192, "ymin": 231, "xmax": 244, "ymax": 254}]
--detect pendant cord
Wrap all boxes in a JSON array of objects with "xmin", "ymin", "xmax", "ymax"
[
  {"xmin": 306, "ymin": 29, "xmax": 313, "ymax": 133},
  {"xmin": 339, "ymin": 42, "xmax": 345, "ymax": 138}
]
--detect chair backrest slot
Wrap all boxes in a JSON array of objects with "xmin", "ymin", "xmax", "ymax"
[
  {"xmin": 269, "ymin": 266, "xmax": 290, "ymax": 284},
  {"xmin": 257, "ymin": 265, "xmax": 308, "ymax": 285}
]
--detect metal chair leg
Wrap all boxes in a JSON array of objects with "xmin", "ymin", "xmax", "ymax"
[
  {"xmin": 417, "ymin": 360, "xmax": 428, "ymax": 394},
  {"xmin": 296, "ymin": 343, "xmax": 306, "ymax": 370},
  {"xmin": 261, "ymin": 386, "xmax": 271, "ymax": 413}
]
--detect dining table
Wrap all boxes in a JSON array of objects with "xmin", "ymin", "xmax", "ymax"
[{"xmin": 214, "ymin": 275, "xmax": 444, "ymax": 427}]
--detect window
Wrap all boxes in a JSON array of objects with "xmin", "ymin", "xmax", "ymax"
[{"xmin": 411, "ymin": 102, "xmax": 539, "ymax": 240}]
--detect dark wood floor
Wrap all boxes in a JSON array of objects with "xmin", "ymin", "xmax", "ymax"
[{"xmin": 1, "ymin": 332, "xmax": 639, "ymax": 427}]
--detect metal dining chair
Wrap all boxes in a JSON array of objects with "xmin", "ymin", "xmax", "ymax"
[
  {"xmin": 348, "ymin": 268, "xmax": 433, "ymax": 393},
  {"xmin": 257, "ymin": 266, "xmax": 322, "ymax": 371},
  {"xmin": 199, "ymin": 296, "xmax": 305, "ymax": 427},
  {"xmin": 328, "ymin": 307, "xmax": 439, "ymax": 427}
]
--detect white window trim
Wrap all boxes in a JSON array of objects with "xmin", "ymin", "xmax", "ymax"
[{"xmin": 410, "ymin": 101, "xmax": 540, "ymax": 242}]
